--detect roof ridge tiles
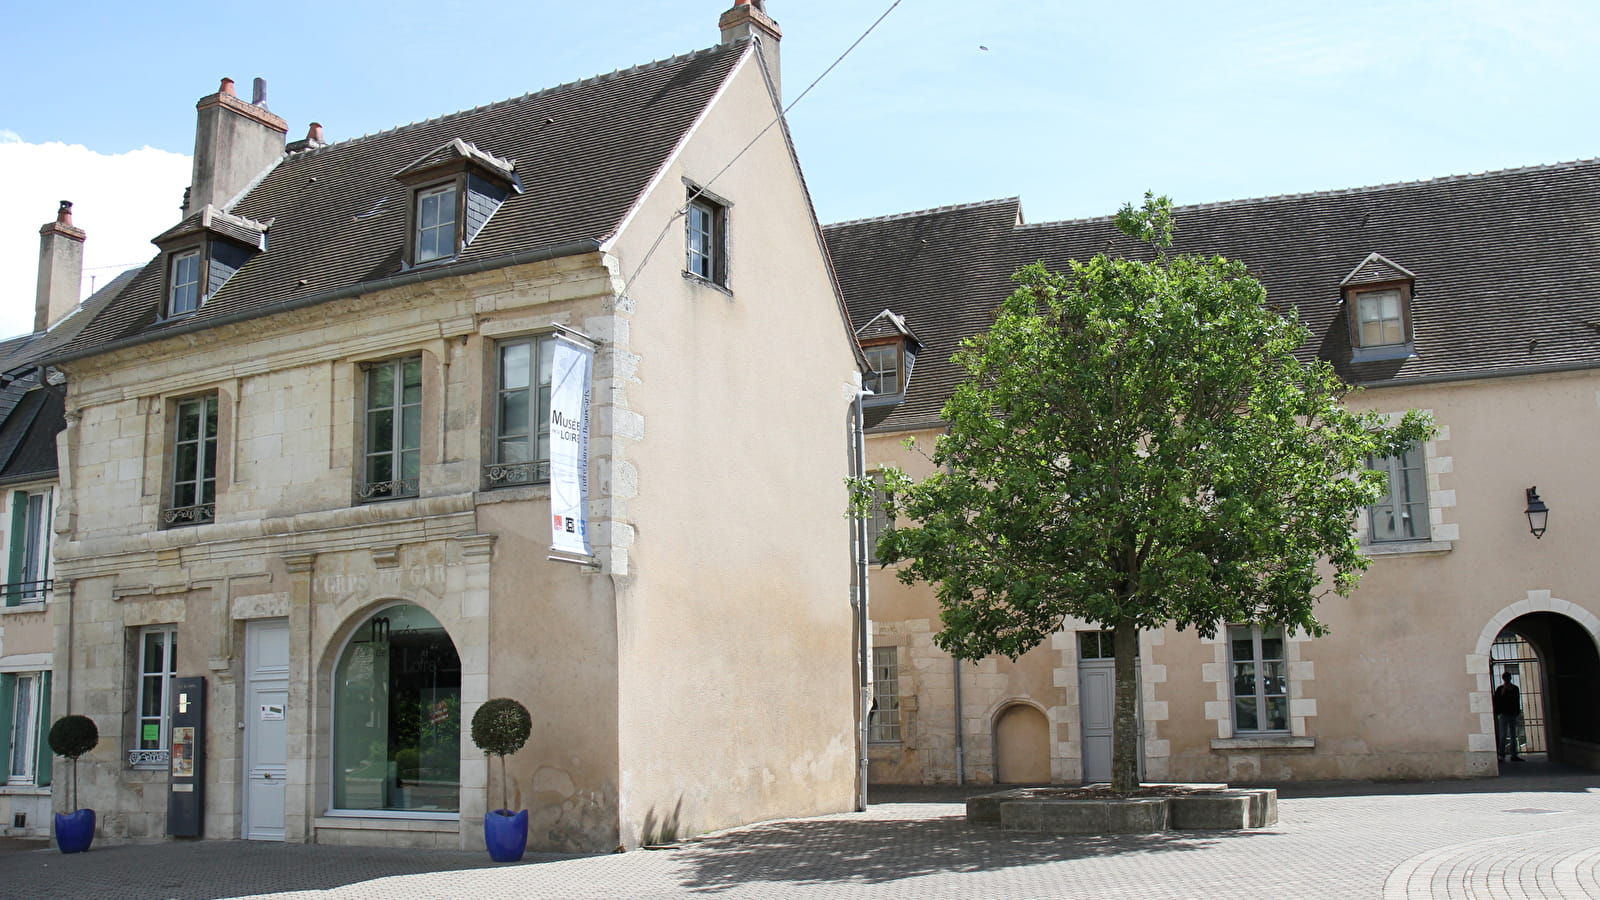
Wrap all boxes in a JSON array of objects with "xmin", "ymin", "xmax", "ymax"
[
  {"xmin": 824, "ymin": 197, "xmax": 1021, "ymax": 230},
  {"xmin": 1007, "ymin": 157, "xmax": 1600, "ymax": 231},
  {"xmin": 287, "ymin": 43, "xmax": 730, "ymax": 158}
]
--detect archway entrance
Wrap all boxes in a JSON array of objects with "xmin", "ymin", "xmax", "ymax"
[
  {"xmin": 331, "ymin": 604, "xmax": 462, "ymax": 812},
  {"xmin": 994, "ymin": 704, "xmax": 1051, "ymax": 783},
  {"xmin": 1494, "ymin": 613, "xmax": 1600, "ymax": 767}
]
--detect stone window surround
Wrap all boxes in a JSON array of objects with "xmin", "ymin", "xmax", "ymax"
[
  {"xmin": 682, "ymin": 179, "xmax": 732, "ymax": 290},
  {"xmin": 1359, "ymin": 411, "xmax": 1456, "ymax": 556},
  {"xmin": 485, "ymin": 332, "xmax": 557, "ymax": 489},
  {"xmin": 1203, "ymin": 625, "xmax": 1317, "ymax": 745}
]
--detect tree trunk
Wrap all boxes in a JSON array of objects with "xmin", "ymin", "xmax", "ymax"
[{"xmin": 1111, "ymin": 620, "xmax": 1141, "ymax": 793}]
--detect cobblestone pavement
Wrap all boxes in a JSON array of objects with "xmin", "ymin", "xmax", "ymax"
[{"xmin": 3, "ymin": 764, "xmax": 1597, "ymax": 899}]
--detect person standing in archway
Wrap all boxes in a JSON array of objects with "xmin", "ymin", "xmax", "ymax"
[{"xmin": 1495, "ymin": 670, "xmax": 1524, "ymax": 763}]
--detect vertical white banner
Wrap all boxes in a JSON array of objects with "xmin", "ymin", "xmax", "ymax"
[{"xmin": 549, "ymin": 335, "xmax": 593, "ymax": 557}]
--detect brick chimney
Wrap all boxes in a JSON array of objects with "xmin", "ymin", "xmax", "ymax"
[
  {"xmin": 186, "ymin": 76, "xmax": 288, "ymax": 215},
  {"xmin": 35, "ymin": 201, "xmax": 86, "ymax": 333},
  {"xmin": 719, "ymin": 0, "xmax": 782, "ymax": 99}
]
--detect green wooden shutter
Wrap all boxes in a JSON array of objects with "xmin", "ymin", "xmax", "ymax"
[
  {"xmin": 35, "ymin": 672, "xmax": 51, "ymax": 786},
  {"xmin": 0, "ymin": 673, "xmax": 14, "ymax": 777},
  {"xmin": 5, "ymin": 492, "xmax": 25, "ymax": 606}
]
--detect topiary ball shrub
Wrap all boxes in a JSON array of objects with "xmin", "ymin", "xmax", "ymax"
[
  {"xmin": 471, "ymin": 698, "xmax": 532, "ymax": 758},
  {"xmin": 471, "ymin": 699, "xmax": 531, "ymax": 815},
  {"xmin": 49, "ymin": 714, "xmax": 99, "ymax": 812},
  {"xmin": 49, "ymin": 714, "xmax": 98, "ymax": 760}
]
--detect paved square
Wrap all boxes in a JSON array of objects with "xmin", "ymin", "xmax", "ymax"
[{"xmin": 3, "ymin": 765, "xmax": 1596, "ymax": 898}]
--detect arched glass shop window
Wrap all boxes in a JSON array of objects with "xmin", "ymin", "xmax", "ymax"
[{"xmin": 332, "ymin": 604, "xmax": 461, "ymax": 813}]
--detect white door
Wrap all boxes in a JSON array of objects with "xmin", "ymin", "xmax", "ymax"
[
  {"xmin": 1078, "ymin": 658, "xmax": 1115, "ymax": 784},
  {"xmin": 244, "ymin": 618, "xmax": 289, "ymax": 840}
]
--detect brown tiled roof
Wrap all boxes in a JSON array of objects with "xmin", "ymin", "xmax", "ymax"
[
  {"xmin": 50, "ymin": 41, "xmax": 750, "ymax": 363},
  {"xmin": 824, "ymin": 161, "xmax": 1600, "ymax": 431}
]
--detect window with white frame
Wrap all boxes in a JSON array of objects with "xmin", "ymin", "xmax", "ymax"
[
  {"xmin": 1368, "ymin": 443, "xmax": 1428, "ymax": 542},
  {"xmin": 168, "ymin": 248, "xmax": 202, "ymax": 317},
  {"xmin": 361, "ymin": 356, "xmax": 422, "ymax": 501},
  {"xmin": 486, "ymin": 335, "xmax": 554, "ymax": 487},
  {"xmin": 869, "ymin": 646, "xmax": 901, "ymax": 742},
  {"xmin": 685, "ymin": 193, "xmax": 727, "ymax": 285},
  {"xmin": 1353, "ymin": 288, "xmax": 1405, "ymax": 347},
  {"xmin": 4, "ymin": 672, "xmax": 48, "ymax": 785},
  {"xmin": 863, "ymin": 344, "xmax": 901, "ymax": 395},
  {"xmin": 864, "ymin": 472, "xmax": 893, "ymax": 565},
  {"xmin": 414, "ymin": 184, "xmax": 459, "ymax": 264},
  {"xmin": 167, "ymin": 394, "xmax": 218, "ymax": 527},
  {"xmin": 135, "ymin": 627, "xmax": 177, "ymax": 766},
  {"xmin": 6, "ymin": 488, "xmax": 52, "ymax": 605},
  {"xmin": 1229, "ymin": 624, "xmax": 1288, "ymax": 733}
]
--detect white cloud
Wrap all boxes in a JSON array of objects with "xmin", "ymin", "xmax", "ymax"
[{"xmin": 0, "ymin": 140, "xmax": 190, "ymax": 340}]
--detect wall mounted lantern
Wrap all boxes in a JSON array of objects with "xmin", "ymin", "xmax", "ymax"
[{"xmin": 1525, "ymin": 486, "xmax": 1549, "ymax": 539}]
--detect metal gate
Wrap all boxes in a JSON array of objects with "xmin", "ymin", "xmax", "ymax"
[{"xmin": 1491, "ymin": 630, "xmax": 1547, "ymax": 754}]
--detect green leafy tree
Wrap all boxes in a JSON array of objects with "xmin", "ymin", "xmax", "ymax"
[{"xmin": 853, "ymin": 195, "xmax": 1432, "ymax": 792}]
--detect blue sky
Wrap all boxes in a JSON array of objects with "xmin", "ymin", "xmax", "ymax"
[{"xmin": 4, "ymin": 0, "xmax": 1599, "ymax": 337}]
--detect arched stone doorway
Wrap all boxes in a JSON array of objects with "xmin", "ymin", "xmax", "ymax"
[
  {"xmin": 1494, "ymin": 612, "xmax": 1600, "ymax": 767},
  {"xmin": 994, "ymin": 703, "xmax": 1051, "ymax": 783}
]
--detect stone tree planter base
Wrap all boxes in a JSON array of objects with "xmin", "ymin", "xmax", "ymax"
[{"xmin": 967, "ymin": 784, "xmax": 1277, "ymax": 834}]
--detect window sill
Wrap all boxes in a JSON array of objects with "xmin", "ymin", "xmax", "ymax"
[
  {"xmin": 1365, "ymin": 539, "xmax": 1453, "ymax": 557},
  {"xmin": 0, "ymin": 784, "xmax": 50, "ymax": 796},
  {"xmin": 1211, "ymin": 736, "xmax": 1315, "ymax": 751},
  {"xmin": 1350, "ymin": 342, "xmax": 1417, "ymax": 363},
  {"xmin": 0, "ymin": 601, "xmax": 47, "ymax": 617},
  {"xmin": 318, "ymin": 811, "xmax": 460, "ymax": 825},
  {"xmin": 475, "ymin": 482, "xmax": 550, "ymax": 506},
  {"xmin": 682, "ymin": 271, "xmax": 732, "ymax": 297}
]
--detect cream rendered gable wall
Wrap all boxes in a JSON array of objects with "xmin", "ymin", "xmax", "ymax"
[{"xmin": 603, "ymin": 45, "xmax": 860, "ymax": 845}]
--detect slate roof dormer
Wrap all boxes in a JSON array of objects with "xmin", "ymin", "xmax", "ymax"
[
  {"xmin": 152, "ymin": 205, "xmax": 271, "ymax": 320},
  {"xmin": 393, "ymin": 138, "xmax": 521, "ymax": 267},
  {"xmin": 1340, "ymin": 252, "xmax": 1419, "ymax": 364},
  {"xmin": 856, "ymin": 308, "xmax": 923, "ymax": 409}
]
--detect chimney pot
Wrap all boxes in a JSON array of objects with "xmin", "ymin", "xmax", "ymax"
[
  {"xmin": 308, "ymin": 122, "xmax": 324, "ymax": 142},
  {"xmin": 252, "ymin": 77, "xmax": 268, "ymax": 108},
  {"xmin": 220, "ymin": 77, "xmax": 236, "ymax": 96},
  {"xmin": 56, "ymin": 200, "xmax": 74, "ymax": 228}
]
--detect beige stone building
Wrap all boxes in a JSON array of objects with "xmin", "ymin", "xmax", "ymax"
[
  {"xmin": 824, "ymin": 167, "xmax": 1600, "ymax": 788},
  {"xmin": 34, "ymin": 3, "xmax": 862, "ymax": 851}
]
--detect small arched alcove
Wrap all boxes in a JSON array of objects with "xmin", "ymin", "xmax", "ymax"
[{"xmin": 993, "ymin": 703, "xmax": 1051, "ymax": 784}]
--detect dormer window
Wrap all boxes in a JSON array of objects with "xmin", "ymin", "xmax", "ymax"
[
  {"xmin": 855, "ymin": 309, "xmax": 922, "ymax": 406},
  {"xmin": 394, "ymin": 139, "xmax": 517, "ymax": 269},
  {"xmin": 152, "ymin": 206, "xmax": 268, "ymax": 319},
  {"xmin": 1354, "ymin": 288, "xmax": 1404, "ymax": 347},
  {"xmin": 414, "ymin": 184, "xmax": 459, "ymax": 264},
  {"xmin": 863, "ymin": 344, "xmax": 901, "ymax": 395},
  {"xmin": 1341, "ymin": 253, "xmax": 1418, "ymax": 363},
  {"xmin": 169, "ymin": 249, "xmax": 202, "ymax": 317}
]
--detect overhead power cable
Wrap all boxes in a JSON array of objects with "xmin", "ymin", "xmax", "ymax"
[{"xmin": 618, "ymin": 0, "xmax": 903, "ymax": 301}]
